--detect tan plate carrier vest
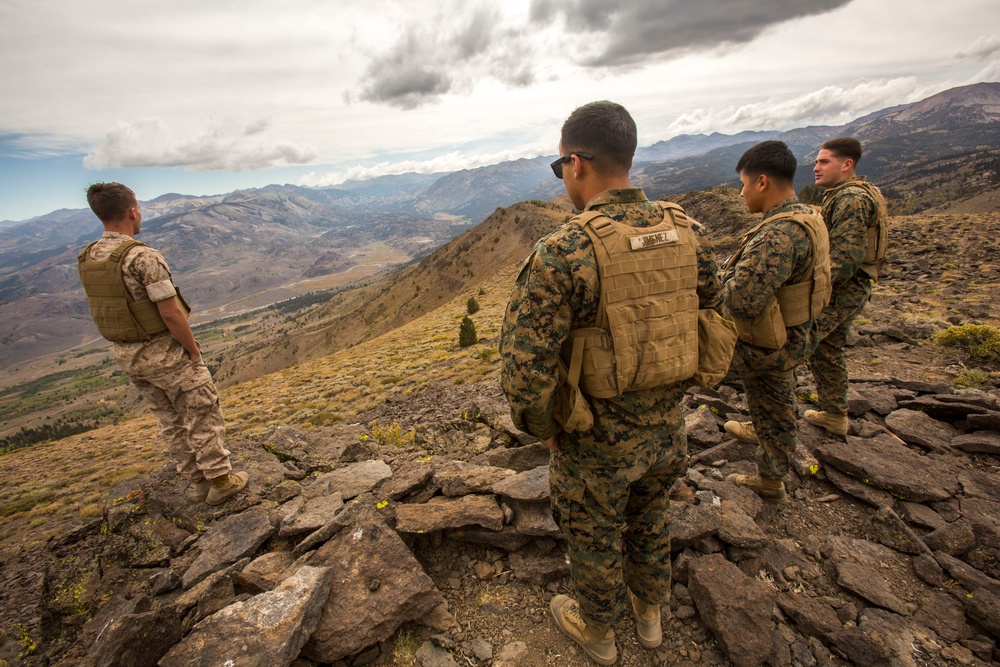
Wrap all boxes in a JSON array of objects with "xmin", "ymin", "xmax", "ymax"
[
  {"xmin": 560, "ymin": 202, "xmax": 700, "ymax": 399},
  {"xmin": 724, "ymin": 211, "xmax": 832, "ymax": 350},
  {"xmin": 823, "ymin": 178, "xmax": 889, "ymax": 280},
  {"xmin": 77, "ymin": 239, "xmax": 190, "ymax": 343}
]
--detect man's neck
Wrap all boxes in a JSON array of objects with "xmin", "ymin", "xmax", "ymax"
[
  {"xmin": 761, "ymin": 188, "xmax": 796, "ymax": 213},
  {"xmin": 103, "ymin": 222, "xmax": 135, "ymax": 238},
  {"xmin": 834, "ymin": 171, "xmax": 858, "ymax": 187},
  {"xmin": 581, "ymin": 176, "xmax": 632, "ymax": 205}
]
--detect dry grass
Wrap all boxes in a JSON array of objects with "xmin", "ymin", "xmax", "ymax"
[{"xmin": 0, "ymin": 265, "xmax": 515, "ymax": 554}]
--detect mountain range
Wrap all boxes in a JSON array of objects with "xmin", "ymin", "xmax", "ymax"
[{"xmin": 1, "ymin": 82, "xmax": 998, "ymax": 373}]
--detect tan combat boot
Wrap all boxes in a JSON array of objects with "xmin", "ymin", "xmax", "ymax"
[
  {"xmin": 804, "ymin": 410, "xmax": 849, "ymax": 436},
  {"xmin": 725, "ymin": 472, "xmax": 786, "ymax": 502},
  {"xmin": 724, "ymin": 420, "xmax": 759, "ymax": 444},
  {"xmin": 205, "ymin": 471, "xmax": 249, "ymax": 506},
  {"xmin": 550, "ymin": 594, "xmax": 617, "ymax": 665},
  {"xmin": 629, "ymin": 590, "xmax": 662, "ymax": 649},
  {"xmin": 190, "ymin": 477, "xmax": 212, "ymax": 503}
]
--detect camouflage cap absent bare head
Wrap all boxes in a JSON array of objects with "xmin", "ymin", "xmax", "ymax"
[
  {"xmin": 87, "ymin": 182, "xmax": 137, "ymax": 223},
  {"xmin": 560, "ymin": 101, "xmax": 637, "ymax": 175},
  {"xmin": 821, "ymin": 137, "xmax": 862, "ymax": 165},
  {"xmin": 735, "ymin": 140, "xmax": 796, "ymax": 184}
]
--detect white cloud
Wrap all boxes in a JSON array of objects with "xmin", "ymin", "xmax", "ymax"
[
  {"xmin": 300, "ymin": 145, "xmax": 551, "ymax": 187},
  {"xmin": 666, "ymin": 78, "xmax": 929, "ymax": 135},
  {"xmin": 83, "ymin": 117, "xmax": 316, "ymax": 171},
  {"xmin": 969, "ymin": 58, "xmax": 1000, "ymax": 83},
  {"xmin": 955, "ymin": 35, "xmax": 1000, "ymax": 60}
]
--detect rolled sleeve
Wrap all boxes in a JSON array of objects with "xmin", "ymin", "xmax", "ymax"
[{"xmin": 145, "ymin": 279, "xmax": 178, "ymax": 302}]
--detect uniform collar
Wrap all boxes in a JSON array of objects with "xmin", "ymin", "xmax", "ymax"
[
  {"xmin": 763, "ymin": 195, "xmax": 800, "ymax": 219},
  {"xmin": 584, "ymin": 188, "xmax": 648, "ymax": 210}
]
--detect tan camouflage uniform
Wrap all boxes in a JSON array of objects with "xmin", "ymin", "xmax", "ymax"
[
  {"xmin": 808, "ymin": 177, "xmax": 881, "ymax": 416},
  {"xmin": 84, "ymin": 232, "xmax": 231, "ymax": 481},
  {"xmin": 500, "ymin": 188, "xmax": 722, "ymax": 627},
  {"xmin": 722, "ymin": 196, "xmax": 823, "ymax": 480}
]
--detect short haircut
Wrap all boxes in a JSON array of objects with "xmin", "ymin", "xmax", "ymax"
[
  {"xmin": 735, "ymin": 140, "xmax": 796, "ymax": 184},
  {"xmin": 87, "ymin": 182, "xmax": 138, "ymax": 223},
  {"xmin": 821, "ymin": 137, "xmax": 862, "ymax": 165},
  {"xmin": 560, "ymin": 101, "xmax": 637, "ymax": 175}
]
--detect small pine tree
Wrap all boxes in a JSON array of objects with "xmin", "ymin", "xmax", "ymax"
[
  {"xmin": 798, "ymin": 185, "xmax": 824, "ymax": 206},
  {"xmin": 466, "ymin": 297, "xmax": 480, "ymax": 314},
  {"xmin": 459, "ymin": 316, "xmax": 478, "ymax": 347}
]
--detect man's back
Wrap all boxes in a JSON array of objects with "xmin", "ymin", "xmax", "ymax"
[{"xmin": 501, "ymin": 188, "xmax": 721, "ymax": 435}]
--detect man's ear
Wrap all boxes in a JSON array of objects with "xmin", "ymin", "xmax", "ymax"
[{"xmin": 757, "ymin": 173, "xmax": 769, "ymax": 192}]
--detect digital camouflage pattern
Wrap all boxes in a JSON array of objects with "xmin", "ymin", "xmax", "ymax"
[
  {"xmin": 82, "ymin": 232, "xmax": 231, "ymax": 481},
  {"xmin": 808, "ymin": 177, "xmax": 883, "ymax": 416},
  {"xmin": 500, "ymin": 188, "xmax": 722, "ymax": 626},
  {"xmin": 722, "ymin": 196, "xmax": 825, "ymax": 480}
]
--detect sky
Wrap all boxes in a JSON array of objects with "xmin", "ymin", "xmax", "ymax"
[{"xmin": 1, "ymin": 0, "xmax": 998, "ymax": 222}]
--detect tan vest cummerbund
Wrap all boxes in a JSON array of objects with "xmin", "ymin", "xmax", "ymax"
[
  {"xmin": 561, "ymin": 202, "xmax": 700, "ymax": 398},
  {"xmin": 824, "ymin": 178, "xmax": 888, "ymax": 281},
  {"xmin": 77, "ymin": 239, "xmax": 189, "ymax": 343},
  {"xmin": 724, "ymin": 210, "xmax": 832, "ymax": 349}
]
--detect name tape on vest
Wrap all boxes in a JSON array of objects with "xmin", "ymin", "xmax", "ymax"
[{"xmin": 629, "ymin": 229, "xmax": 678, "ymax": 250}]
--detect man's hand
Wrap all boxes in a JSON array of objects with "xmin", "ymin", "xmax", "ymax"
[
  {"xmin": 542, "ymin": 434, "xmax": 560, "ymax": 451},
  {"xmin": 155, "ymin": 297, "xmax": 201, "ymax": 362}
]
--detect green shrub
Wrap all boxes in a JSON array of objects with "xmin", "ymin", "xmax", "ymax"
[
  {"xmin": 466, "ymin": 297, "xmax": 480, "ymax": 315},
  {"xmin": 459, "ymin": 316, "xmax": 478, "ymax": 348},
  {"xmin": 368, "ymin": 421, "xmax": 415, "ymax": 448},
  {"xmin": 953, "ymin": 369, "xmax": 989, "ymax": 388},
  {"xmin": 934, "ymin": 325, "xmax": 1000, "ymax": 364}
]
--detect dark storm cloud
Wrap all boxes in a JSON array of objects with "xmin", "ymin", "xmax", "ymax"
[
  {"xmin": 530, "ymin": 0, "xmax": 854, "ymax": 66},
  {"xmin": 356, "ymin": 7, "xmax": 509, "ymax": 109}
]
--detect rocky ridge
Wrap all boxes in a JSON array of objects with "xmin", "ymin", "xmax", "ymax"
[{"xmin": 2, "ymin": 364, "xmax": 999, "ymax": 666}]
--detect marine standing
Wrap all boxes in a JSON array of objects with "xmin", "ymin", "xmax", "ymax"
[
  {"xmin": 722, "ymin": 141, "xmax": 832, "ymax": 501},
  {"xmin": 805, "ymin": 137, "xmax": 888, "ymax": 435},
  {"xmin": 500, "ymin": 101, "xmax": 722, "ymax": 665},
  {"xmin": 78, "ymin": 182, "xmax": 249, "ymax": 506}
]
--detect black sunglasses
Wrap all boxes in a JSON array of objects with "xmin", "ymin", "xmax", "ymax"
[{"xmin": 550, "ymin": 152, "xmax": 593, "ymax": 179}]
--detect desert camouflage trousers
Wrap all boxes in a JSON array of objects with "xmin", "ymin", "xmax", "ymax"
[
  {"xmin": 807, "ymin": 275, "xmax": 871, "ymax": 417},
  {"xmin": 130, "ymin": 357, "xmax": 231, "ymax": 481},
  {"xmin": 549, "ymin": 415, "xmax": 687, "ymax": 627}
]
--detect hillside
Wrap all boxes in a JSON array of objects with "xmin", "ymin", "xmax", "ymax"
[
  {"xmin": 5, "ymin": 83, "xmax": 999, "ymax": 382},
  {"xmin": 0, "ymin": 203, "xmax": 999, "ymax": 665}
]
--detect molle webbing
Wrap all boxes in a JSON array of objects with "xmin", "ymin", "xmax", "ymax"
[
  {"xmin": 769, "ymin": 212, "xmax": 832, "ymax": 326},
  {"xmin": 77, "ymin": 239, "xmax": 178, "ymax": 343},
  {"xmin": 724, "ymin": 209, "xmax": 831, "ymax": 349},
  {"xmin": 562, "ymin": 202, "xmax": 700, "ymax": 398},
  {"xmin": 827, "ymin": 179, "xmax": 888, "ymax": 280}
]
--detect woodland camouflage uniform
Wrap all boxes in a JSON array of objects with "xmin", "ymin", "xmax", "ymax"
[
  {"xmin": 722, "ymin": 196, "xmax": 821, "ymax": 480},
  {"xmin": 82, "ymin": 232, "xmax": 232, "ymax": 482},
  {"xmin": 808, "ymin": 177, "xmax": 883, "ymax": 416},
  {"xmin": 500, "ymin": 188, "xmax": 722, "ymax": 627}
]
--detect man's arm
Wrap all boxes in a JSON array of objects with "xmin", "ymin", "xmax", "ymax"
[
  {"xmin": 500, "ymin": 235, "xmax": 577, "ymax": 442},
  {"xmin": 824, "ymin": 190, "xmax": 873, "ymax": 284},
  {"xmin": 720, "ymin": 226, "xmax": 797, "ymax": 320},
  {"xmin": 691, "ymin": 220, "xmax": 723, "ymax": 311},
  {"xmin": 155, "ymin": 297, "xmax": 200, "ymax": 361}
]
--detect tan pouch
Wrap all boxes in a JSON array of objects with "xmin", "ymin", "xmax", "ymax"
[
  {"xmin": 553, "ymin": 336, "xmax": 594, "ymax": 432},
  {"xmin": 733, "ymin": 298, "xmax": 787, "ymax": 350},
  {"xmin": 691, "ymin": 309, "xmax": 738, "ymax": 387}
]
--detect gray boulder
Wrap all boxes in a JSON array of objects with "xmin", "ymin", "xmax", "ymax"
[
  {"xmin": 688, "ymin": 553, "xmax": 779, "ymax": 667},
  {"xmin": 160, "ymin": 566, "xmax": 333, "ymax": 667}
]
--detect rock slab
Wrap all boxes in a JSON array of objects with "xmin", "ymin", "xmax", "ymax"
[
  {"xmin": 303, "ymin": 506, "xmax": 445, "ymax": 662},
  {"xmin": 688, "ymin": 553, "xmax": 778, "ymax": 667},
  {"xmin": 160, "ymin": 565, "xmax": 333, "ymax": 667},
  {"xmin": 182, "ymin": 509, "xmax": 276, "ymax": 589}
]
